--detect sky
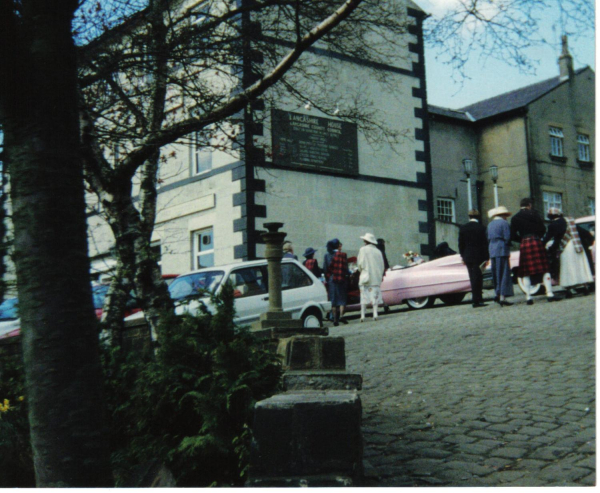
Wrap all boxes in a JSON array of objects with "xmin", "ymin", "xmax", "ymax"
[{"xmin": 416, "ymin": 0, "xmax": 596, "ymax": 109}]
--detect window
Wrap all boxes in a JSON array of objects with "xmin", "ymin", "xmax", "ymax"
[
  {"xmin": 193, "ymin": 228, "xmax": 214, "ymax": 269},
  {"xmin": 543, "ymin": 191, "xmax": 562, "ymax": 216},
  {"xmin": 436, "ymin": 198, "xmax": 455, "ymax": 223},
  {"xmin": 588, "ymin": 198, "xmax": 595, "ymax": 216},
  {"xmin": 549, "ymin": 127, "xmax": 564, "ymax": 157},
  {"xmin": 281, "ymin": 263, "xmax": 313, "ymax": 290},
  {"xmin": 191, "ymin": 131, "xmax": 212, "ymax": 175},
  {"xmin": 230, "ymin": 267, "xmax": 268, "ymax": 298},
  {"xmin": 168, "ymin": 270, "xmax": 225, "ymax": 300},
  {"xmin": 577, "ymin": 134, "xmax": 591, "ymax": 162}
]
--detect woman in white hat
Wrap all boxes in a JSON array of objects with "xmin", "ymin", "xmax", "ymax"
[
  {"xmin": 357, "ymin": 233, "xmax": 385, "ymax": 321},
  {"xmin": 487, "ymin": 206, "xmax": 514, "ymax": 306}
]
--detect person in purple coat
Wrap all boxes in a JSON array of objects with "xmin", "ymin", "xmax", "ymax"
[{"xmin": 487, "ymin": 206, "xmax": 514, "ymax": 306}]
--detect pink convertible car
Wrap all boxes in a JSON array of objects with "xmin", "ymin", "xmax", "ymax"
[
  {"xmin": 377, "ymin": 251, "xmax": 522, "ymax": 310},
  {"xmin": 370, "ymin": 214, "xmax": 595, "ymax": 310}
]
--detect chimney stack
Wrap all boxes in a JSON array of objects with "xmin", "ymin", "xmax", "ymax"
[{"xmin": 559, "ymin": 35, "xmax": 574, "ymax": 81}]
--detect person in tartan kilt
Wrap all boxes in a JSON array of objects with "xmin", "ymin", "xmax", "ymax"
[
  {"xmin": 324, "ymin": 238, "xmax": 349, "ymax": 326},
  {"xmin": 510, "ymin": 198, "xmax": 559, "ymax": 304}
]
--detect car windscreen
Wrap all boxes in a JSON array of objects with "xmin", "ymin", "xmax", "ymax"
[
  {"xmin": 0, "ymin": 298, "xmax": 19, "ymax": 321},
  {"xmin": 92, "ymin": 284, "xmax": 110, "ymax": 309},
  {"xmin": 168, "ymin": 271, "xmax": 225, "ymax": 300}
]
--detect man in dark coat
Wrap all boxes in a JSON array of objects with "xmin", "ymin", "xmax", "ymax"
[
  {"xmin": 459, "ymin": 209, "xmax": 489, "ymax": 308},
  {"xmin": 511, "ymin": 198, "xmax": 558, "ymax": 304},
  {"xmin": 541, "ymin": 207, "xmax": 567, "ymax": 281}
]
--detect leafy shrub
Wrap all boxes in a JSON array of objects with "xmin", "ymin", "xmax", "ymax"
[
  {"xmin": 0, "ymin": 283, "xmax": 282, "ymax": 487},
  {"xmin": 102, "ymin": 282, "xmax": 282, "ymax": 486},
  {"xmin": 0, "ymin": 355, "xmax": 34, "ymax": 487}
]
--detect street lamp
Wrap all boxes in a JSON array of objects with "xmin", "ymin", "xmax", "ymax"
[
  {"xmin": 490, "ymin": 165, "xmax": 499, "ymax": 208},
  {"xmin": 462, "ymin": 158, "xmax": 474, "ymax": 211}
]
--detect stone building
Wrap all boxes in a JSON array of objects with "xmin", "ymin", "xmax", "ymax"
[
  {"xmin": 428, "ymin": 37, "xmax": 595, "ymax": 248},
  {"xmin": 87, "ymin": 0, "xmax": 436, "ymax": 278}
]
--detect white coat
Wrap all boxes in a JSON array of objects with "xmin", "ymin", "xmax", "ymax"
[{"xmin": 357, "ymin": 243, "xmax": 385, "ymax": 286}]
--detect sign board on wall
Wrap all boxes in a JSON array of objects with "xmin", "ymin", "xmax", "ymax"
[{"xmin": 271, "ymin": 109, "xmax": 359, "ymax": 175}]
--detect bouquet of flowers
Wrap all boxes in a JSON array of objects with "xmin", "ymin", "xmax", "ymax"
[{"xmin": 403, "ymin": 250, "xmax": 423, "ymax": 266}]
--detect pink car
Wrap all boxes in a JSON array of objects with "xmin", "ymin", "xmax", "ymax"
[{"xmin": 377, "ymin": 251, "xmax": 522, "ymax": 310}]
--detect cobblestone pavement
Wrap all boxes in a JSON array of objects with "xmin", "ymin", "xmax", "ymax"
[{"xmin": 329, "ymin": 290, "xmax": 596, "ymax": 486}]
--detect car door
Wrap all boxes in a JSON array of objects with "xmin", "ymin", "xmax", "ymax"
[
  {"xmin": 280, "ymin": 262, "xmax": 318, "ymax": 318},
  {"xmin": 228, "ymin": 265, "xmax": 269, "ymax": 324}
]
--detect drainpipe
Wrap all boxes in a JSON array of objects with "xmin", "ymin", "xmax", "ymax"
[{"xmin": 524, "ymin": 110, "xmax": 536, "ymax": 204}]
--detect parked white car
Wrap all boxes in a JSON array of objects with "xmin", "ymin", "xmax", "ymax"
[{"xmin": 125, "ymin": 258, "xmax": 331, "ymax": 330}]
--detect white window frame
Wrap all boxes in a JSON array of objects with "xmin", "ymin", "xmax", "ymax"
[
  {"xmin": 549, "ymin": 127, "xmax": 564, "ymax": 157},
  {"xmin": 543, "ymin": 191, "xmax": 563, "ymax": 216},
  {"xmin": 192, "ymin": 227, "xmax": 214, "ymax": 269},
  {"xmin": 436, "ymin": 198, "xmax": 456, "ymax": 223},
  {"xmin": 191, "ymin": 131, "xmax": 212, "ymax": 176},
  {"xmin": 577, "ymin": 134, "xmax": 591, "ymax": 162}
]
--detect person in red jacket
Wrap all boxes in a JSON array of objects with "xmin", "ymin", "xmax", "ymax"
[{"xmin": 325, "ymin": 239, "xmax": 348, "ymax": 326}]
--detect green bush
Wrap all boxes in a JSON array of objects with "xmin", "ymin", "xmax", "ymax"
[
  {"xmin": 102, "ymin": 282, "xmax": 283, "ymax": 486},
  {"xmin": 0, "ymin": 283, "xmax": 282, "ymax": 486},
  {"xmin": 0, "ymin": 355, "xmax": 35, "ymax": 487}
]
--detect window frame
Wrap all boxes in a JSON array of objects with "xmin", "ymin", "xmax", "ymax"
[
  {"xmin": 577, "ymin": 134, "xmax": 591, "ymax": 162},
  {"xmin": 192, "ymin": 227, "xmax": 214, "ymax": 270},
  {"xmin": 191, "ymin": 131, "xmax": 212, "ymax": 176},
  {"xmin": 436, "ymin": 198, "xmax": 456, "ymax": 224},
  {"xmin": 542, "ymin": 191, "xmax": 563, "ymax": 216},
  {"xmin": 549, "ymin": 126, "xmax": 564, "ymax": 157}
]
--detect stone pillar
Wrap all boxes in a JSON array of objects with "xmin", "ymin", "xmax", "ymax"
[
  {"xmin": 251, "ymin": 222, "xmax": 324, "ymax": 335},
  {"xmin": 262, "ymin": 222, "xmax": 286, "ymax": 313}
]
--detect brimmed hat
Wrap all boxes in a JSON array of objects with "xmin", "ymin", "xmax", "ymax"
[
  {"xmin": 488, "ymin": 206, "xmax": 512, "ymax": 219},
  {"xmin": 303, "ymin": 247, "xmax": 317, "ymax": 257},
  {"xmin": 468, "ymin": 209, "xmax": 480, "ymax": 217},
  {"xmin": 326, "ymin": 238, "xmax": 340, "ymax": 251},
  {"xmin": 360, "ymin": 232, "xmax": 378, "ymax": 244},
  {"xmin": 548, "ymin": 207, "xmax": 563, "ymax": 217}
]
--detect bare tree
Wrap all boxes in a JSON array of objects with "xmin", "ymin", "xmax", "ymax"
[
  {"xmin": 78, "ymin": 0, "xmax": 413, "ymax": 337},
  {"xmin": 425, "ymin": 0, "xmax": 594, "ymax": 77}
]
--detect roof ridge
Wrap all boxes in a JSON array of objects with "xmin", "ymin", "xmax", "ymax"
[{"xmin": 459, "ymin": 66, "xmax": 590, "ymax": 113}]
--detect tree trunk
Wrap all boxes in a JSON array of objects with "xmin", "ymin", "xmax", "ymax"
[
  {"xmin": 0, "ymin": 1, "xmax": 112, "ymax": 486},
  {"xmin": 102, "ymin": 188, "xmax": 174, "ymax": 340}
]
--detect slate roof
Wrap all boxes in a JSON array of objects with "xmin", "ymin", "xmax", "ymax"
[
  {"xmin": 458, "ymin": 67, "xmax": 589, "ymax": 121},
  {"xmin": 428, "ymin": 67, "xmax": 591, "ymax": 123}
]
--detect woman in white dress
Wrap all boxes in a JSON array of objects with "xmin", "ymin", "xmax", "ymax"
[{"xmin": 544, "ymin": 209, "xmax": 593, "ymax": 296}]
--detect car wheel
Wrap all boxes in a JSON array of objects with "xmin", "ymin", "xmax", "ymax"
[
  {"xmin": 439, "ymin": 292, "xmax": 466, "ymax": 305},
  {"xmin": 517, "ymin": 276, "xmax": 545, "ymax": 296},
  {"xmin": 301, "ymin": 308, "xmax": 322, "ymax": 328},
  {"xmin": 406, "ymin": 296, "xmax": 436, "ymax": 310}
]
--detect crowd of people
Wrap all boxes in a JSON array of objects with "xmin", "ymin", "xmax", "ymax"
[
  {"xmin": 459, "ymin": 197, "xmax": 594, "ymax": 308},
  {"xmin": 282, "ymin": 197, "xmax": 592, "ymax": 325},
  {"xmin": 284, "ymin": 235, "xmax": 389, "ymax": 326}
]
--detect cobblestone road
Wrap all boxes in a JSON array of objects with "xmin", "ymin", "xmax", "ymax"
[{"xmin": 329, "ymin": 290, "xmax": 596, "ymax": 486}]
